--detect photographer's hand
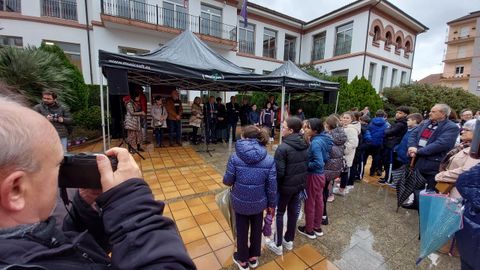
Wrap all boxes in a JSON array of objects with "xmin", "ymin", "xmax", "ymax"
[{"xmin": 97, "ymin": 147, "xmax": 142, "ymax": 192}]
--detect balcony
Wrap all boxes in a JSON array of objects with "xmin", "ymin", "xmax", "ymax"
[
  {"xmin": 445, "ymin": 34, "xmax": 475, "ymax": 44},
  {"xmin": 0, "ymin": 0, "xmax": 21, "ymax": 12},
  {"xmin": 440, "ymin": 73, "xmax": 470, "ymax": 81},
  {"xmin": 101, "ymin": 0, "xmax": 237, "ymax": 44},
  {"xmin": 41, "ymin": 0, "xmax": 78, "ymax": 21}
]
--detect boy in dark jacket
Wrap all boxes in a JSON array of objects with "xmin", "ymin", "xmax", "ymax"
[
  {"xmin": 379, "ymin": 106, "xmax": 410, "ymax": 184},
  {"xmin": 267, "ymin": 117, "xmax": 308, "ymax": 256},
  {"xmin": 395, "ymin": 113, "xmax": 423, "ymax": 165},
  {"xmin": 365, "ymin": 110, "xmax": 389, "ymax": 176}
]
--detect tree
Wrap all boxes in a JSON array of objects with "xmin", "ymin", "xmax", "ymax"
[
  {"xmin": 40, "ymin": 43, "xmax": 88, "ymax": 113},
  {"xmin": 383, "ymin": 83, "xmax": 480, "ymax": 115},
  {"xmin": 337, "ymin": 76, "xmax": 383, "ymax": 113},
  {"xmin": 0, "ymin": 45, "xmax": 75, "ymax": 106}
]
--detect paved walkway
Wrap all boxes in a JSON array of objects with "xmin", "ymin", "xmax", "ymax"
[{"xmin": 73, "ymin": 140, "xmax": 460, "ymax": 270}]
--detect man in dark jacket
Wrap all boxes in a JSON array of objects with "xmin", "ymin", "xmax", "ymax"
[
  {"xmin": 267, "ymin": 117, "xmax": 308, "ymax": 256},
  {"xmin": 226, "ymin": 96, "xmax": 240, "ymax": 142},
  {"xmin": 0, "ymin": 96, "xmax": 195, "ymax": 270},
  {"xmin": 33, "ymin": 91, "xmax": 72, "ymax": 152},
  {"xmin": 408, "ymin": 104, "xmax": 460, "ymax": 190},
  {"xmin": 379, "ymin": 106, "xmax": 410, "ymax": 184},
  {"xmin": 204, "ymin": 96, "xmax": 218, "ymax": 144}
]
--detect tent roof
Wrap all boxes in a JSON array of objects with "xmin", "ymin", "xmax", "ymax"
[{"xmin": 99, "ymin": 31, "xmax": 338, "ymax": 93}]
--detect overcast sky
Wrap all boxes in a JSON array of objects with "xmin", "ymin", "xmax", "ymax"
[{"xmin": 250, "ymin": 0, "xmax": 478, "ymax": 80}]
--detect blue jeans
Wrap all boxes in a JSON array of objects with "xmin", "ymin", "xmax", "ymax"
[
  {"xmin": 167, "ymin": 120, "xmax": 181, "ymax": 144},
  {"xmin": 154, "ymin": 127, "xmax": 164, "ymax": 146}
]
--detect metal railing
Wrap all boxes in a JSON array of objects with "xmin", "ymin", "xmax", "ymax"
[
  {"xmin": 41, "ymin": 0, "xmax": 77, "ymax": 21},
  {"xmin": 0, "ymin": 0, "xmax": 21, "ymax": 12},
  {"xmin": 238, "ymin": 40, "xmax": 254, "ymax": 54},
  {"xmin": 101, "ymin": 0, "xmax": 237, "ymax": 42}
]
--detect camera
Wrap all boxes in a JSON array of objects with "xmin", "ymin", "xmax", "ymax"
[{"xmin": 58, "ymin": 153, "xmax": 118, "ymax": 189}]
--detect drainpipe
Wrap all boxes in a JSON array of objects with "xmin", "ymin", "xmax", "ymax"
[
  {"xmin": 298, "ymin": 24, "xmax": 303, "ymax": 64},
  {"xmin": 361, "ymin": 0, "xmax": 382, "ymax": 77},
  {"xmin": 84, "ymin": 0, "xmax": 93, "ymax": 84},
  {"xmin": 408, "ymin": 33, "xmax": 418, "ymax": 83}
]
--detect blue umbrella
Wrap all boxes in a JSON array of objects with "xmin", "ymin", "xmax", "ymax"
[{"xmin": 416, "ymin": 191, "xmax": 464, "ymax": 265}]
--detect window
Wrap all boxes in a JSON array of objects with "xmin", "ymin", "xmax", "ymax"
[
  {"xmin": 455, "ymin": 65, "xmax": 464, "ymax": 76},
  {"xmin": 334, "ymin": 22, "xmax": 353, "ymax": 56},
  {"xmin": 312, "ymin": 31, "xmax": 326, "ymax": 61},
  {"xmin": 379, "ymin": 66, "xmax": 388, "ymax": 91},
  {"xmin": 457, "ymin": 46, "xmax": 466, "ymax": 58},
  {"xmin": 459, "ymin": 26, "xmax": 469, "ymax": 37},
  {"xmin": 395, "ymin": 37, "xmax": 402, "ymax": 49},
  {"xmin": 262, "ymin": 70, "xmax": 271, "ymax": 75},
  {"xmin": 385, "ymin": 31, "xmax": 393, "ymax": 46},
  {"xmin": 0, "ymin": 35, "xmax": 23, "ymax": 47},
  {"xmin": 400, "ymin": 71, "xmax": 407, "ymax": 84},
  {"xmin": 390, "ymin": 68, "xmax": 397, "ymax": 87},
  {"xmin": 119, "ymin": 46, "xmax": 149, "ymax": 55},
  {"xmin": 477, "ymin": 81, "xmax": 480, "ymax": 92},
  {"xmin": 284, "ymin": 35, "xmax": 296, "ymax": 61},
  {"xmin": 368, "ymin": 62, "xmax": 377, "ymax": 84},
  {"xmin": 263, "ymin": 28, "xmax": 277, "ymax": 59},
  {"xmin": 373, "ymin": 26, "xmax": 381, "ymax": 42},
  {"xmin": 331, "ymin": 69, "xmax": 349, "ymax": 81},
  {"xmin": 44, "ymin": 40, "xmax": 82, "ymax": 72},
  {"xmin": 163, "ymin": 0, "xmax": 188, "ymax": 30},
  {"xmin": 0, "ymin": 0, "xmax": 21, "ymax": 12},
  {"xmin": 404, "ymin": 41, "xmax": 411, "ymax": 52},
  {"xmin": 239, "ymin": 21, "xmax": 255, "ymax": 54},
  {"xmin": 41, "ymin": 0, "xmax": 78, "ymax": 21},
  {"xmin": 200, "ymin": 4, "xmax": 222, "ymax": 38}
]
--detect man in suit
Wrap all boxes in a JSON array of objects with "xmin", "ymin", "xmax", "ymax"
[{"xmin": 226, "ymin": 96, "xmax": 240, "ymax": 142}]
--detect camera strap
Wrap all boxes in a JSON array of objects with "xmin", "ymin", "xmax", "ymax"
[{"xmin": 59, "ymin": 187, "xmax": 78, "ymax": 224}]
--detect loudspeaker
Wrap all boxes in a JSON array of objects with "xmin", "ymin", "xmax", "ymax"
[
  {"xmin": 323, "ymin": 91, "xmax": 337, "ymax": 104},
  {"xmin": 105, "ymin": 68, "xmax": 129, "ymax": 95}
]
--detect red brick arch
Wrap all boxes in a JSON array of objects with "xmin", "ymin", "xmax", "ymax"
[
  {"xmin": 394, "ymin": 31, "xmax": 405, "ymax": 49},
  {"xmin": 370, "ymin": 19, "xmax": 384, "ymax": 41},
  {"xmin": 404, "ymin": 35, "xmax": 413, "ymax": 52},
  {"xmin": 384, "ymin": 25, "xmax": 395, "ymax": 44}
]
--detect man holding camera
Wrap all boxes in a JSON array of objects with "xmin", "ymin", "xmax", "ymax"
[
  {"xmin": 33, "ymin": 91, "xmax": 72, "ymax": 152},
  {"xmin": 0, "ymin": 96, "xmax": 195, "ymax": 269}
]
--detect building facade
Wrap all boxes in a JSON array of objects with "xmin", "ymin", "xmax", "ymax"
[
  {"xmin": 440, "ymin": 11, "xmax": 480, "ymax": 95},
  {"xmin": 0, "ymin": 0, "xmax": 427, "ymax": 98}
]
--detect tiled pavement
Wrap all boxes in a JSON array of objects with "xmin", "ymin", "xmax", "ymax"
[{"xmin": 72, "ymin": 139, "xmax": 460, "ymax": 270}]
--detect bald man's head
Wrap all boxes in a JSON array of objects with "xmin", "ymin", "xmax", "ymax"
[{"xmin": 0, "ymin": 96, "xmax": 61, "ymax": 175}]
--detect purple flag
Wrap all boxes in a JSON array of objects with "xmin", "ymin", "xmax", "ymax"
[{"xmin": 240, "ymin": 0, "xmax": 248, "ymax": 27}]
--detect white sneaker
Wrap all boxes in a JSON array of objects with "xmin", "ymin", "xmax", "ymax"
[
  {"xmin": 267, "ymin": 241, "xmax": 283, "ymax": 256},
  {"xmin": 333, "ymin": 187, "xmax": 345, "ymax": 196},
  {"xmin": 282, "ymin": 238, "xmax": 293, "ymax": 250}
]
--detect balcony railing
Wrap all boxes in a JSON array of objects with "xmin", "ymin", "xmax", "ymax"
[
  {"xmin": 238, "ymin": 40, "xmax": 254, "ymax": 54},
  {"xmin": 41, "ymin": 0, "xmax": 78, "ymax": 21},
  {"xmin": 0, "ymin": 0, "xmax": 21, "ymax": 12},
  {"xmin": 101, "ymin": 0, "xmax": 237, "ymax": 42}
]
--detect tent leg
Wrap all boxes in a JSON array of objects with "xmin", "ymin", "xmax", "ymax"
[
  {"xmin": 279, "ymin": 85, "xmax": 286, "ymax": 145},
  {"xmin": 100, "ymin": 73, "xmax": 107, "ymax": 152},
  {"xmin": 106, "ymin": 83, "xmax": 111, "ymax": 149}
]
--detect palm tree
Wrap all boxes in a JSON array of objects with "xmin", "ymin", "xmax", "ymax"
[{"xmin": 0, "ymin": 45, "xmax": 75, "ymax": 105}]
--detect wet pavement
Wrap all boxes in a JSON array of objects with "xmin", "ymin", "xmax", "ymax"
[{"xmin": 73, "ymin": 139, "xmax": 461, "ymax": 270}]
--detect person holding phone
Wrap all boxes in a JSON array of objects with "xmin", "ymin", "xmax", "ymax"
[{"xmin": 0, "ymin": 95, "xmax": 195, "ymax": 270}]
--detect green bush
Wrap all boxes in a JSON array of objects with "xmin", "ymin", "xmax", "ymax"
[
  {"xmin": 383, "ymin": 83, "xmax": 480, "ymax": 116},
  {"xmin": 40, "ymin": 43, "xmax": 88, "ymax": 113},
  {"xmin": 73, "ymin": 105, "xmax": 102, "ymax": 131}
]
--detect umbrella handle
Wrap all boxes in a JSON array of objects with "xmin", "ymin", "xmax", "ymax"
[{"xmin": 409, "ymin": 157, "xmax": 417, "ymax": 169}]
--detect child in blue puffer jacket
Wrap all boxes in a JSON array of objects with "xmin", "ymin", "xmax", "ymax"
[{"xmin": 223, "ymin": 125, "xmax": 277, "ymax": 270}]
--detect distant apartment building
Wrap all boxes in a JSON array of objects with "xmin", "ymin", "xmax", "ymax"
[
  {"xmin": 0, "ymin": 0, "xmax": 427, "ymax": 97},
  {"xmin": 440, "ymin": 11, "xmax": 480, "ymax": 95}
]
